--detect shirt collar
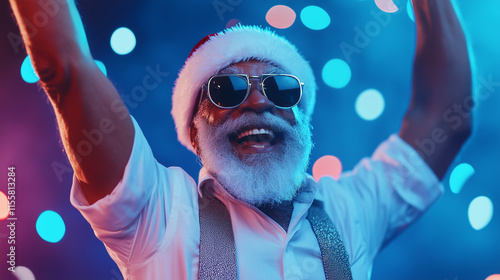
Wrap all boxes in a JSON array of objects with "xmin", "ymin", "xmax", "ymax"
[
  {"xmin": 198, "ymin": 167, "xmax": 246, "ymax": 204},
  {"xmin": 197, "ymin": 167, "xmax": 213, "ymax": 198}
]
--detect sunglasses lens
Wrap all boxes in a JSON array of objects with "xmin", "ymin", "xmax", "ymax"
[
  {"xmin": 263, "ymin": 75, "xmax": 301, "ymax": 108},
  {"xmin": 209, "ymin": 76, "xmax": 248, "ymax": 108}
]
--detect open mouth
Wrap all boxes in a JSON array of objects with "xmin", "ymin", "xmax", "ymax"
[{"xmin": 230, "ymin": 126, "xmax": 281, "ymax": 152}]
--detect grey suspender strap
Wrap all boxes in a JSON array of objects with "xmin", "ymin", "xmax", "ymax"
[
  {"xmin": 198, "ymin": 195, "xmax": 353, "ymax": 280},
  {"xmin": 307, "ymin": 200, "xmax": 353, "ymax": 280},
  {"xmin": 198, "ymin": 192, "xmax": 238, "ymax": 279}
]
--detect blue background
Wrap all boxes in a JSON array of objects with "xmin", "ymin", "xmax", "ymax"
[{"xmin": 0, "ymin": 0, "xmax": 498, "ymax": 279}]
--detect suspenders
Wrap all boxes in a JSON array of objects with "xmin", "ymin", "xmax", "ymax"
[
  {"xmin": 308, "ymin": 200, "xmax": 353, "ymax": 280},
  {"xmin": 198, "ymin": 193, "xmax": 353, "ymax": 280},
  {"xmin": 198, "ymin": 193, "xmax": 238, "ymax": 279}
]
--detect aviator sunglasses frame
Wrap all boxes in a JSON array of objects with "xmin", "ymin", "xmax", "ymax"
[{"xmin": 201, "ymin": 74, "xmax": 304, "ymax": 109}]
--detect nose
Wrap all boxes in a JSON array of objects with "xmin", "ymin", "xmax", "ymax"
[{"xmin": 237, "ymin": 79, "xmax": 275, "ymax": 114}]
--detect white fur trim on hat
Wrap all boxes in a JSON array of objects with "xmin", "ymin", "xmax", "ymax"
[{"xmin": 172, "ymin": 25, "xmax": 316, "ymax": 152}]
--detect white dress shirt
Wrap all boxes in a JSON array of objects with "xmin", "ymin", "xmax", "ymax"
[{"xmin": 71, "ymin": 116, "xmax": 442, "ymax": 279}]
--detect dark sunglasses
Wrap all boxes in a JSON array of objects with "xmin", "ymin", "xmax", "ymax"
[{"xmin": 201, "ymin": 74, "xmax": 304, "ymax": 109}]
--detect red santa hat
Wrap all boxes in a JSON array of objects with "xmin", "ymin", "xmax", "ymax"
[{"xmin": 172, "ymin": 25, "xmax": 316, "ymax": 152}]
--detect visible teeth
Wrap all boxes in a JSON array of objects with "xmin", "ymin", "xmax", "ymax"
[
  {"xmin": 237, "ymin": 128, "xmax": 275, "ymax": 141},
  {"xmin": 251, "ymin": 144, "xmax": 265, "ymax": 148}
]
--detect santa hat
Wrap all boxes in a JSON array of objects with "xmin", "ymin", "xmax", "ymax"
[{"xmin": 172, "ymin": 25, "xmax": 316, "ymax": 152}]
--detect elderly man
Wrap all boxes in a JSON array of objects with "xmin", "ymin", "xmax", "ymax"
[{"xmin": 9, "ymin": 0, "xmax": 471, "ymax": 279}]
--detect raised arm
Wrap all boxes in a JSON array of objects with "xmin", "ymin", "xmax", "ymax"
[
  {"xmin": 399, "ymin": 0, "xmax": 472, "ymax": 179},
  {"xmin": 9, "ymin": 0, "xmax": 134, "ymax": 204}
]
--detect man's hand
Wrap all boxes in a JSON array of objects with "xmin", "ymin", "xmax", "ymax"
[
  {"xmin": 400, "ymin": 0, "xmax": 472, "ymax": 179},
  {"xmin": 9, "ymin": 0, "xmax": 134, "ymax": 203}
]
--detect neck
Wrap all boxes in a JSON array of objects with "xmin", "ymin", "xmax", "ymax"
[{"xmin": 257, "ymin": 200, "xmax": 294, "ymax": 232}]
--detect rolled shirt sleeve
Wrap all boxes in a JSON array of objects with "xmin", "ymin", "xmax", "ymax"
[
  {"xmin": 70, "ymin": 116, "xmax": 157, "ymax": 231},
  {"xmin": 70, "ymin": 116, "xmax": 198, "ymax": 269},
  {"xmin": 318, "ymin": 134, "xmax": 443, "ymax": 276}
]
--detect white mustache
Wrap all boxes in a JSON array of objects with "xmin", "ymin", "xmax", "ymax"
[{"xmin": 214, "ymin": 111, "xmax": 295, "ymax": 140}]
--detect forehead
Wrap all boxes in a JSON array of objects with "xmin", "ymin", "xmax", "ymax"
[{"xmin": 218, "ymin": 60, "xmax": 287, "ymax": 76}]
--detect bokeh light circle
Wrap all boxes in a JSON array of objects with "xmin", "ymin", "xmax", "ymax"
[
  {"xmin": 226, "ymin": 19, "xmax": 241, "ymax": 29},
  {"xmin": 322, "ymin": 59, "xmax": 351, "ymax": 89},
  {"xmin": 12, "ymin": 266, "xmax": 36, "ymax": 280},
  {"xmin": 266, "ymin": 5, "xmax": 296, "ymax": 29},
  {"xmin": 0, "ymin": 191, "xmax": 9, "ymax": 220},
  {"xmin": 449, "ymin": 163, "xmax": 475, "ymax": 194},
  {"xmin": 375, "ymin": 0, "xmax": 399, "ymax": 13},
  {"xmin": 313, "ymin": 155, "xmax": 343, "ymax": 181},
  {"xmin": 468, "ymin": 196, "xmax": 494, "ymax": 231},
  {"xmin": 110, "ymin": 27, "xmax": 136, "ymax": 55},
  {"xmin": 407, "ymin": 0, "xmax": 415, "ymax": 22},
  {"xmin": 36, "ymin": 210, "xmax": 66, "ymax": 243},
  {"xmin": 355, "ymin": 89, "xmax": 385, "ymax": 120},
  {"xmin": 20, "ymin": 55, "xmax": 39, "ymax": 84},
  {"xmin": 300, "ymin": 6, "xmax": 331, "ymax": 30},
  {"xmin": 486, "ymin": 274, "xmax": 500, "ymax": 280},
  {"xmin": 94, "ymin": 60, "xmax": 107, "ymax": 76}
]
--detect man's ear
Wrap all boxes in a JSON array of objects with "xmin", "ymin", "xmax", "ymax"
[{"xmin": 190, "ymin": 121, "xmax": 199, "ymax": 155}]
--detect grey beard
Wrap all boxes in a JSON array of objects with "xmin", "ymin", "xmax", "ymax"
[{"xmin": 193, "ymin": 106, "xmax": 313, "ymax": 206}]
